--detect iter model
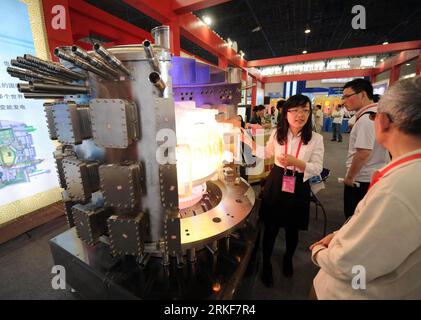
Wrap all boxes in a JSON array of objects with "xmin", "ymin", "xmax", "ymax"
[{"xmin": 8, "ymin": 26, "xmax": 257, "ymax": 298}]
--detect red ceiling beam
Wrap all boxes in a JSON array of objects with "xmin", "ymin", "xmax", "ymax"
[
  {"xmin": 241, "ymin": 69, "xmax": 248, "ymax": 82},
  {"xmin": 172, "ymin": 0, "xmax": 232, "ymax": 15},
  {"xmin": 178, "ymin": 13, "xmax": 247, "ymax": 69},
  {"xmin": 123, "ymin": 0, "xmax": 175, "ymax": 23},
  {"xmin": 251, "ymin": 77, "xmax": 257, "ymax": 106},
  {"xmin": 247, "ymin": 68, "xmax": 262, "ymax": 81},
  {"xmin": 248, "ymin": 41, "xmax": 421, "ymax": 67},
  {"xmin": 263, "ymin": 69, "xmax": 373, "ymax": 83},
  {"xmin": 372, "ymin": 49, "xmax": 420, "ymax": 75},
  {"xmin": 69, "ymin": 0, "xmax": 152, "ymax": 45},
  {"xmin": 121, "ymin": 0, "xmax": 256, "ymax": 76},
  {"xmin": 180, "ymin": 49, "xmax": 217, "ymax": 67},
  {"xmin": 417, "ymin": 52, "xmax": 421, "ymax": 75},
  {"xmin": 389, "ymin": 65, "xmax": 401, "ymax": 85},
  {"xmin": 218, "ymin": 56, "xmax": 228, "ymax": 70}
]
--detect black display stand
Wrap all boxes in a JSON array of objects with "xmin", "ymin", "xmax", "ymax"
[{"xmin": 49, "ymin": 218, "xmax": 260, "ymax": 300}]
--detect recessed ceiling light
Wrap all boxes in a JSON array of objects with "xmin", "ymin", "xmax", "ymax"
[
  {"xmin": 406, "ymin": 63, "xmax": 411, "ymax": 66},
  {"xmin": 305, "ymin": 28, "xmax": 311, "ymax": 34},
  {"xmin": 203, "ymin": 16, "xmax": 212, "ymax": 26},
  {"xmin": 302, "ymin": 50, "xmax": 308, "ymax": 54}
]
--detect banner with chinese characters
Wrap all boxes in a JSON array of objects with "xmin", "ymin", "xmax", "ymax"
[{"xmin": 0, "ymin": 0, "xmax": 60, "ymax": 225}]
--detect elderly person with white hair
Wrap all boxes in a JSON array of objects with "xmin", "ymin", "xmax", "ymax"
[{"xmin": 310, "ymin": 76, "xmax": 421, "ymax": 299}]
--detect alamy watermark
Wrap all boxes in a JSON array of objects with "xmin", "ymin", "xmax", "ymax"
[
  {"xmin": 352, "ymin": 5, "xmax": 366, "ymax": 30},
  {"xmin": 51, "ymin": 265, "xmax": 66, "ymax": 290},
  {"xmin": 351, "ymin": 265, "xmax": 367, "ymax": 290},
  {"xmin": 51, "ymin": 5, "xmax": 66, "ymax": 30}
]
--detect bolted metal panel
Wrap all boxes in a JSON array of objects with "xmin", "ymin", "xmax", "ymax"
[
  {"xmin": 99, "ymin": 163, "xmax": 142, "ymax": 211},
  {"xmin": 53, "ymin": 146, "xmax": 76, "ymax": 189},
  {"xmin": 62, "ymin": 190, "xmax": 76, "ymax": 228},
  {"xmin": 44, "ymin": 102, "xmax": 57, "ymax": 140},
  {"xmin": 72, "ymin": 202, "xmax": 111, "ymax": 245},
  {"xmin": 159, "ymin": 163, "xmax": 181, "ymax": 255},
  {"xmin": 52, "ymin": 102, "xmax": 92, "ymax": 145},
  {"xmin": 53, "ymin": 150, "xmax": 67, "ymax": 189},
  {"xmin": 90, "ymin": 99, "xmax": 139, "ymax": 149},
  {"xmin": 107, "ymin": 212, "xmax": 146, "ymax": 257},
  {"xmin": 172, "ymin": 83, "xmax": 241, "ymax": 106},
  {"xmin": 62, "ymin": 158, "xmax": 99, "ymax": 202},
  {"xmin": 158, "ymin": 164, "xmax": 178, "ymax": 209},
  {"xmin": 164, "ymin": 214, "xmax": 182, "ymax": 255}
]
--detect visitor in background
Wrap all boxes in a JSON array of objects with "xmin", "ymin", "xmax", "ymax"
[
  {"xmin": 250, "ymin": 105, "xmax": 265, "ymax": 125},
  {"xmin": 315, "ymin": 105, "xmax": 323, "ymax": 133},
  {"xmin": 341, "ymin": 79, "xmax": 389, "ymax": 219},
  {"xmin": 331, "ymin": 104, "xmax": 345, "ymax": 142}
]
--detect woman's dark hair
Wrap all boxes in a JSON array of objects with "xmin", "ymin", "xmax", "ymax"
[
  {"xmin": 253, "ymin": 105, "xmax": 265, "ymax": 112},
  {"xmin": 237, "ymin": 115, "xmax": 245, "ymax": 128},
  {"xmin": 276, "ymin": 99, "xmax": 286, "ymax": 109},
  {"xmin": 276, "ymin": 94, "xmax": 313, "ymax": 145}
]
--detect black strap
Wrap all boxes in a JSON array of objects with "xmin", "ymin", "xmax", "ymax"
[{"xmin": 355, "ymin": 110, "xmax": 376, "ymax": 123}]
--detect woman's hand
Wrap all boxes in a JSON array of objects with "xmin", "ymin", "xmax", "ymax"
[
  {"xmin": 309, "ymin": 232, "xmax": 336, "ymax": 251},
  {"xmin": 279, "ymin": 154, "xmax": 306, "ymax": 170},
  {"xmin": 279, "ymin": 154, "xmax": 298, "ymax": 167}
]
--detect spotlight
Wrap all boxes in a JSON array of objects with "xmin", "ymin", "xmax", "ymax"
[{"xmin": 203, "ymin": 16, "xmax": 212, "ymax": 26}]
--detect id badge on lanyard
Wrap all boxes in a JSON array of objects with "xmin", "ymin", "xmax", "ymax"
[
  {"xmin": 281, "ymin": 138, "xmax": 302, "ymax": 194},
  {"xmin": 282, "ymin": 175, "xmax": 296, "ymax": 193}
]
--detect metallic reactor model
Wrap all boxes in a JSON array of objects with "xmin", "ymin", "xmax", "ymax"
[{"xmin": 8, "ymin": 26, "xmax": 258, "ymax": 299}]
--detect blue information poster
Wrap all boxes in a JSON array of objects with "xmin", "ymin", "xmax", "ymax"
[{"xmin": 0, "ymin": 0, "xmax": 58, "ymax": 211}]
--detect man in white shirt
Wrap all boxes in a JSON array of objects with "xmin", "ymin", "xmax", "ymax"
[
  {"xmin": 310, "ymin": 76, "xmax": 421, "ymax": 299},
  {"xmin": 315, "ymin": 105, "xmax": 324, "ymax": 133},
  {"xmin": 341, "ymin": 79, "xmax": 389, "ymax": 218},
  {"xmin": 331, "ymin": 104, "xmax": 345, "ymax": 142}
]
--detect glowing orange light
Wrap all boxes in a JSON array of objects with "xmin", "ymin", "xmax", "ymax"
[{"xmin": 212, "ymin": 282, "xmax": 221, "ymax": 293}]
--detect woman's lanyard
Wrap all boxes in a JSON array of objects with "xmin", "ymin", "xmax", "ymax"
[
  {"xmin": 281, "ymin": 138, "xmax": 302, "ymax": 194},
  {"xmin": 369, "ymin": 153, "xmax": 421, "ymax": 190},
  {"xmin": 284, "ymin": 138, "xmax": 303, "ymax": 173}
]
